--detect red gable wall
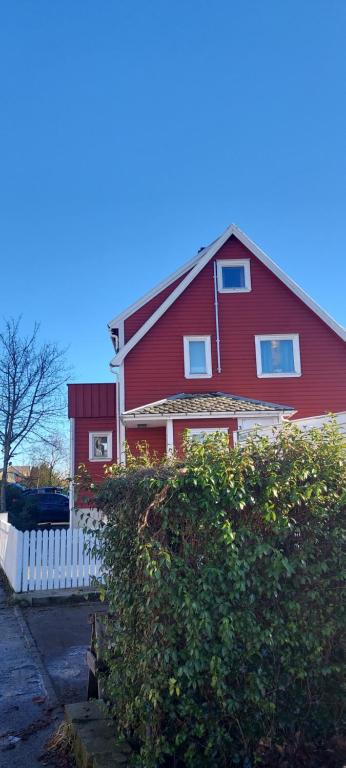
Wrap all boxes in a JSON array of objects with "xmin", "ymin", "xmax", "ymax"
[
  {"xmin": 124, "ymin": 272, "xmax": 189, "ymax": 342},
  {"xmin": 124, "ymin": 236, "xmax": 346, "ymax": 418}
]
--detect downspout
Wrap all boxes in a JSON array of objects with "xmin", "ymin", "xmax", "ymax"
[
  {"xmin": 110, "ymin": 367, "xmax": 121, "ymax": 464},
  {"xmin": 69, "ymin": 417, "xmax": 75, "ymax": 528},
  {"xmin": 213, "ymin": 261, "xmax": 221, "ymax": 373}
]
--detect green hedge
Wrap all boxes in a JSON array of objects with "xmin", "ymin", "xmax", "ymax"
[{"xmin": 92, "ymin": 423, "xmax": 346, "ymax": 767}]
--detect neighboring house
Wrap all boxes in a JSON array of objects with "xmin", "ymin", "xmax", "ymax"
[
  {"xmin": 68, "ymin": 223, "xmax": 346, "ymax": 515},
  {"xmin": 0, "ymin": 465, "xmax": 31, "ymax": 484}
]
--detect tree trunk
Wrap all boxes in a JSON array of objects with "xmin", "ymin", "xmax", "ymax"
[{"xmin": 0, "ymin": 451, "xmax": 9, "ymax": 513}]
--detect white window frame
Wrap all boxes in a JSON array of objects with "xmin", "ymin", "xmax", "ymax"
[
  {"xmin": 217, "ymin": 259, "xmax": 251, "ymax": 293},
  {"xmin": 183, "ymin": 335, "xmax": 212, "ymax": 379},
  {"xmin": 188, "ymin": 427, "xmax": 229, "ymax": 442},
  {"xmin": 89, "ymin": 431, "xmax": 113, "ymax": 462},
  {"xmin": 255, "ymin": 334, "xmax": 301, "ymax": 378}
]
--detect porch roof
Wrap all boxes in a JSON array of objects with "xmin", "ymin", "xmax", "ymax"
[{"xmin": 123, "ymin": 392, "xmax": 295, "ymax": 418}]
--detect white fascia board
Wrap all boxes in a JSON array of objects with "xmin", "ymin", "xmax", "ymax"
[
  {"xmin": 107, "ymin": 233, "xmax": 224, "ymax": 330},
  {"xmin": 110, "ymin": 224, "xmax": 236, "ymax": 365},
  {"xmin": 108, "ymin": 254, "xmax": 201, "ymax": 329},
  {"xmin": 122, "ymin": 409, "xmax": 296, "ymax": 422}
]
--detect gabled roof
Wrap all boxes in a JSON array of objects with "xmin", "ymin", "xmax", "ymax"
[
  {"xmin": 110, "ymin": 223, "xmax": 346, "ymax": 366},
  {"xmin": 122, "ymin": 392, "xmax": 295, "ymax": 418}
]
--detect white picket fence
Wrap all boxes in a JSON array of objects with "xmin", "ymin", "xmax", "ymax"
[{"xmin": 0, "ymin": 519, "xmax": 103, "ymax": 592}]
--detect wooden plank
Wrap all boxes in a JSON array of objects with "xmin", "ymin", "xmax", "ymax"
[
  {"xmin": 65, "ymin": 528, "xmax": 72, "ymax": 588},
  {"xmin": 41, "ymin": 530, "xmax": 48, "ymax": 590},
  {"xmin": 29, "ymin": 531, "xmax": 36, "ymax": 591},
  {"xmin": 47, "ymin": 530, "xmax": 55, "ymax": 590},
  {"xmin": 78, "ymin": 529, "xmax": 84, "ymax": 587},
  {"xmin": 59, "ymin": 528, "xmax": 67, "ymax": 588},
  {"xmin": 35, "ymin": 530, "xmax": 43, "ymax": 590},
  {"xmin": 71, "ymin": 529, "xmax": 78, "ymax": 588},
  {"xmin": 53, "ymin": 529, "xmax": 60, "ymax": 588},
  {"xmin": 22, "ymin": 531, "xmax": 30, "ymax": 592},
  {"xmin": 86, "ymin": 650, "xmax": 97, "ymax": 676}
]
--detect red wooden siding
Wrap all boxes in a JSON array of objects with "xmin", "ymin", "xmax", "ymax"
[
  {"xmin": 124, "ymin": 236, "xmax": 346, "ymax": 418},
  {"xmin": 173, "ymin": 418, "xmax": 238, "ymax": 454},
  {"xmin": 124, "ymin": 272, "xmax": 190, "ymax": 342},
  {"xmin": 68, "ymin": 383, "xmax": 116, "ymax": 418},
  {"xmin": 74, "ymin": 417, "xmax": 117, "ymax": 507},
  {"xmin": 126, "ymin": 427, "xmax": 166, "ymax": 458}
]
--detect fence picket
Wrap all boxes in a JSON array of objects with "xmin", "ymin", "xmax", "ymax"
[
  {"xmin": 53, "ymin": 530, "xmax": 60, "ymax": 588},
  {"xmin": 22, "ymin": 531, "xmax": 30, "ymax": 592},
  {"xmin": 35, "ymin": 530, "xmax": 43, "ymax": 589},
  {"xmin": 41, "ymin": 530, "xmax": 48, "ymax": 590},
  {"xmin": 71, "ymin": 530, "xmax": 78, "ymax": 587},
  {"xmin": 47, "ymin": 530, "xmax": 55, "ymax": 589},
  {"xmin": 59, "ymin": 529, "xmax": 67, "ymax": 588},
  {"xmin": 78, "ymin": 530, "xmax": 84, "ymax": 587},
  {"xmin": 83, "ymin": 534, "xmax": 90, "ymax": 587},
  {"xmin": 65, "ymin": 528, "xmax": 72, "ymax": 587}
]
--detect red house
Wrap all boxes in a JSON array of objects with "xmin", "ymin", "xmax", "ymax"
[{"xmin": 68, "ymin": 224, "xmax": 346, "ymax": 517}]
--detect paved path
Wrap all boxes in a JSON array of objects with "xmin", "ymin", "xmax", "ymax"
[
  {"xmin": 23, "ymin": 601, "xmax": 105, "ymax": 704},
  {"xmin": 0, "ymin": 583, "xmax": 63, "ymax": 767}
]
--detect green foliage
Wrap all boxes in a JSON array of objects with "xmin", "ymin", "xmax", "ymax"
[
  {"xmin": 92, "ymin": 423, "xmax": 346, "ymax": 767},
  {"xmin": 7, "ymin": 489, "xmax": 39, "ymax": 530}
]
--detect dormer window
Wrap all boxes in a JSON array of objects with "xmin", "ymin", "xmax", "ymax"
[
  {"xmin": 183, "ymin": 336, "xmax": 212, "ymax": 378},
  {"xmin": 217, "ymin": 259, "xmax": 251, "ymax": 293}
]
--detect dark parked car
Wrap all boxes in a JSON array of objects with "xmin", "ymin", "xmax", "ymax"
[
  {"xmin": 33, "ymin": 492, "xmax": 69, "ymax": 525},
  {"xmin": 22, "ymin": 486, "xmax": 67, "ymax": 496}
]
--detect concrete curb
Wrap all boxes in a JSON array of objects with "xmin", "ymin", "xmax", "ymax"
[
  {"xmin": 11, "ymin": 587, "xmax": 102, "ymax": 607},
  {"xmin": 14, "ymin": 603, "xmax": 60, "ymax": 707},
  {"xmin": 65, "ymin": 701, "xmax": 131, "ymax": 768}
]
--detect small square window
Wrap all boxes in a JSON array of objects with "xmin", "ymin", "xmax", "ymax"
[
  {"xmin": 89, "ymin": 432, "xmax": 113, "ymax": 461},
  {"xmin": 255, "ymin": 335, "xmax": 301, "ymax": 377},
  {"xmin": 183, "ymin": 336, "xmax": 212, "ymax": 378},
  {"xmin": 217, "ymin": 259, "xmax": 251, "ymax": 293}
]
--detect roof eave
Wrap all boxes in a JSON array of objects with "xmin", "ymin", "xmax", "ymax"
[{"xmin": 122, "ymin": 408, "xmax": 296, "ymax": 422}]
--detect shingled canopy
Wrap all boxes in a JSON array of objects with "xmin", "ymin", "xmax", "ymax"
[{"xmin": 122, "ymin": 392, "xmax": 295, "ymax": 420}]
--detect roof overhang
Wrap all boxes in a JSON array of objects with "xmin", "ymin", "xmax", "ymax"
[
  {"xmin": 122, "ymin": 409, "xmax": 296, "ymax": 424},
  {"xmin": 109, "ymin": 223, "xmax": 346, "ymax": 367}
]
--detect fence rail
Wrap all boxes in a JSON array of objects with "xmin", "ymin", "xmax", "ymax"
[{"xmin": 0, "ymin": 521, "xmax": 102, "ymax": 592}]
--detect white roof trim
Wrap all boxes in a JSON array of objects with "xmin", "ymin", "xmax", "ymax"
[
  {"xmin": 122, "ymin": 409, "xmax": 295, "ymax": 422},
  {"xmin": 110, "ymin": 223, "xmax": 346, "ymax": 365},
  {"xmin": 108, "ymin": 248, "xmax": 211, "ymax": 329}
]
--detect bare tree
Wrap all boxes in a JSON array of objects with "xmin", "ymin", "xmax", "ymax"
[
  {"xmin": 0, "ymin": 318, "xmax": 69, "ymax": 512},
  {"xmin": 28, "ymin": 430, "xmax": 69, "ymax": 488}
]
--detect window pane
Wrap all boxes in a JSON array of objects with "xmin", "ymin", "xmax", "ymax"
[
  {"xmin": 222, "ymin": 266, "xmax": 245, "ymax": 289},
  {"xmin": 189, "ymin": 340, "xmax": 207, "ymax": 373},
  {"xmin": 92, "ymin": 435, "xmax": 109, "ymax": 458},
  {"xmin": 260, "ymin": 339, "xmax": 295, "ymax": 373}
]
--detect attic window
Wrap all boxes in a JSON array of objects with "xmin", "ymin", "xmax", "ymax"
[{"xmin": 217, "ymin": 259, "xmax": 251, "ymax": 293}]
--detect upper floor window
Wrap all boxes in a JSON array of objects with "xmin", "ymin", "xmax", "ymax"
[
  {"xmin": 255, "ymin": 334, "xmax": 301, "ymax": 377},
  {"xmin": 217, "ymin": 259, "xmax": 251, "ymax": 293},
  {"xmin": 89, "ymin": 431, "xmax": 113, "ymax": 461},
  {"xmin": 183, "ymin": 336, "xmax": 212, "ymax": 378}
]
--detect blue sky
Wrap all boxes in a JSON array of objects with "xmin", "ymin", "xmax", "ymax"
[{"xmin": 1, "ymin": 1, "xmax": 345, "ymax": 385}]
